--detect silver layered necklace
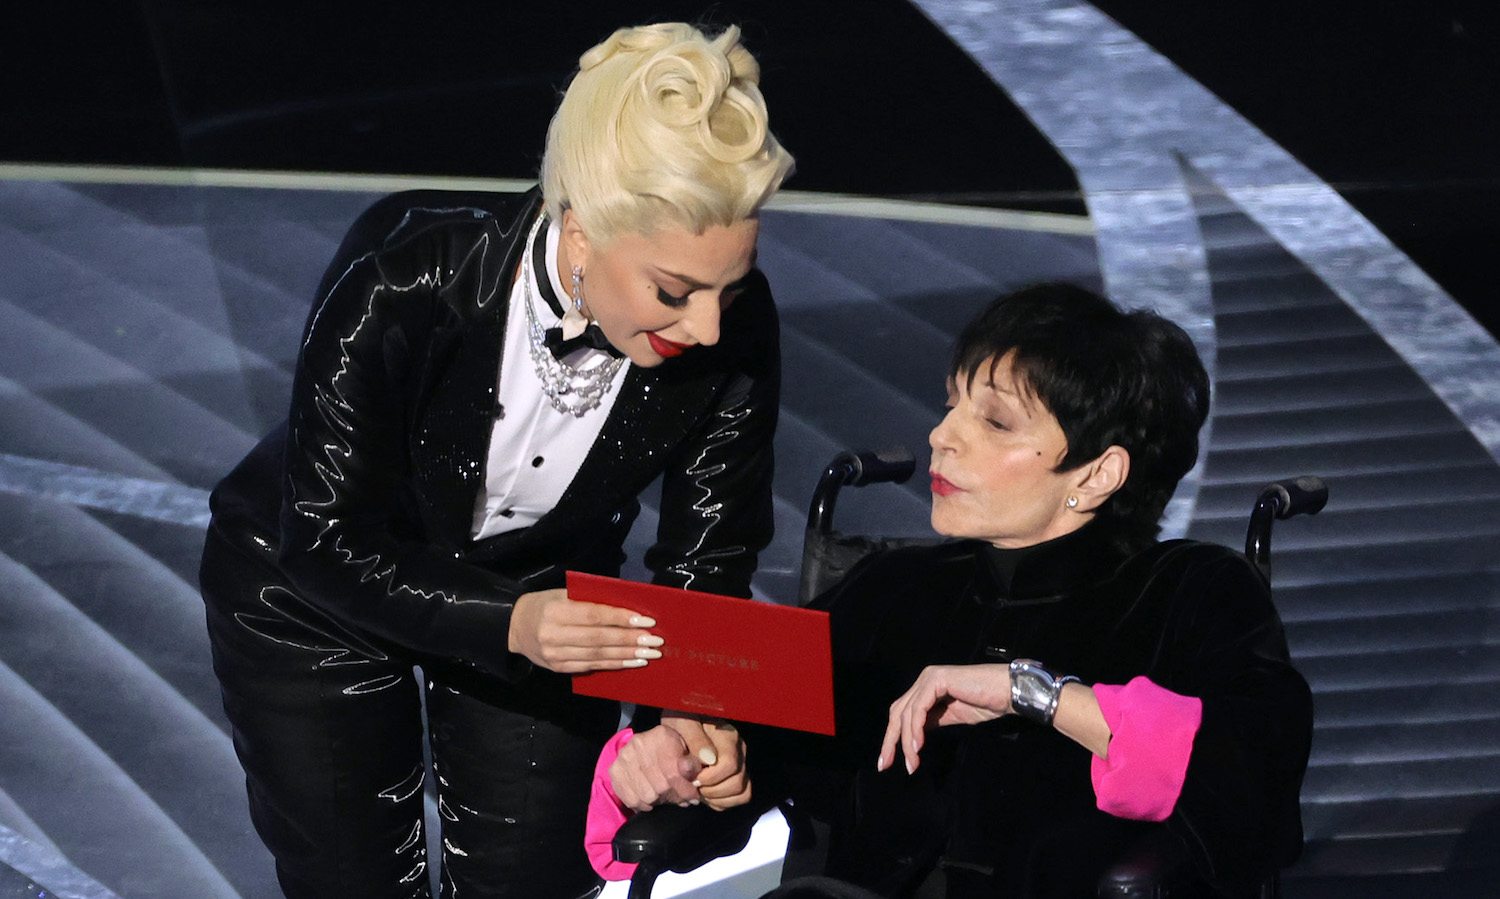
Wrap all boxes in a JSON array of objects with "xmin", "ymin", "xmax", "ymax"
[{"xmin": 520, "ymin": 214, "xmax": 625, "ymax": 417}]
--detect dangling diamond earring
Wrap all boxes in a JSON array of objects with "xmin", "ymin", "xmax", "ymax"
[
  {"xmin": 562, "ymin": 265, "xmax": 589, "ymax": 339},
  {"xmin": 1065, "ymin": 495, "xmax": 1080, "ymax": 509}
]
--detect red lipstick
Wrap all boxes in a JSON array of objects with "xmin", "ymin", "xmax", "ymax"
[
  {"xmin": 647, "ymin": 332, "xmax": 690, "ymax": 359},
  {"xmin": 930, "ymin": 472, "xmax": 961, "ymax": 497}
]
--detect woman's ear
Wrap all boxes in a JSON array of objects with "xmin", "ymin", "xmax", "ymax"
[
  {"xmin": 1072, "ymin": 445, "xmax": 1130, "ymax": 513},
  {"xmin": 559, "ymin": 208, "xmax": 592, "ymax": 272}
]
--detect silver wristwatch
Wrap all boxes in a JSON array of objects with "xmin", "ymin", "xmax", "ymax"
[{"xmin": 1009, "ymin": 658, "xmax": 1081, "ymax": 726}]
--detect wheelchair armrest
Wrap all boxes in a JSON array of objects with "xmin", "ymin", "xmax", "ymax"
[
  {"xmin": 613, "ymin": 800, "xmax": 770, "ymax": 871},
  {"xmin": 1095, "ymin": 827, "xmax": 1201, "ymax": 899}
]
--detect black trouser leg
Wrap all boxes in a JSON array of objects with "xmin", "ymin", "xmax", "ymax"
[
  {"xmin": 202, "ymin": 536, "xmax": 432, "ymax": 898},
  {"xmin": 426, "ymin": 668, "xmax": 616, "ymax": 899}
]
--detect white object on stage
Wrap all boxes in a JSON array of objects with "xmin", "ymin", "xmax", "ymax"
[{"xmin": 599, "ymin": 806, "xmax": 789, "ymax": 899}]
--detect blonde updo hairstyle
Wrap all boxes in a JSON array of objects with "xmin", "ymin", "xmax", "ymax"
[{"xmin": 541, "ymin": 22, "xmax": 795, "ymax": 244}]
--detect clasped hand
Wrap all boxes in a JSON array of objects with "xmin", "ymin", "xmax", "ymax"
[
  {"xmin": 609, "ymin": 714, "xmax": 751, "ymax": 812},
  {"xmin": 507, "ymin": 591, "xmax": 751, "ymax": 810}
]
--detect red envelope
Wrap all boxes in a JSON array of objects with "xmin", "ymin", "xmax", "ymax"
[{"xmin": 568, "ymin": 571, "xmax": 835, "ymax": 735}]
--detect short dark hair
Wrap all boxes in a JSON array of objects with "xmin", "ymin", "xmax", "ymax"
[{"xmin": 950, "ymin": 283, "xmax": 1210, "ymax": 549}]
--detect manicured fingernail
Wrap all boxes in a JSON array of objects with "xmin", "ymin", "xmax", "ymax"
[
  {"xmin": 905, "ymin": 758, "xmax": 914, "ymax": 775},
  {"xmin": 629, "ymin": 615, "xmax": 657, "ymax": 628},
  {"xmin": 689, "ymin": 798, "xmax": 701, "ymax": 806},
  {"xmin": 691, "ymin": 779, "xmax": 702, "ymax": 789},
  {"xmin": 637, "ymin": 634, "xmax": 665, "ymax": 648},
  {"xmin": 622, "ymin": 659, "xmax": 648, "ymax": 668},
  {"xmin": 698, "ymin": 747, "xmax": 717, "ymax": 766},
  {"xmin": 876, "ymin": 753, "xmax": 886, "ymax": 771},
  {"xmin": 635, "ymin": 648, "xmax": 662, "ymax": 660}
]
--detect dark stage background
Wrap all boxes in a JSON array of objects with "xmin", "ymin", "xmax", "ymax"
[{"xmin": 4, "ymin": 2, "xmax": 1497, "ymax": 337}]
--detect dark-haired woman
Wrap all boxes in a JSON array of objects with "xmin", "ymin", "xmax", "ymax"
[{"xmin": 608, "ymin": 284, "xmax": 1314, "ymax": 897}]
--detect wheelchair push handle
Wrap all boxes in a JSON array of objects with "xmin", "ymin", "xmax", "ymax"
[
  {"xmin": 808, "ymin": 447, "xmax": 916, "ymax": 533},
  {"xmin": 1260, "ymin": 475, "xmax": 1328, "ymax": 519},
  {"xmin": 845, "ymin": 447, "xmax": 918, "ymax": 487},
  {"xmin": 1246, "ymin": 475, "xmax": 1328, "ymax": 582}
]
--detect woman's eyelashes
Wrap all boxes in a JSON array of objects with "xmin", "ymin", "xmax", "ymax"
[
  {"xmin": 657, "ymin": 285, "xmax": 745, "ymax": 310},
  {"xmin": 656, "ymin": 286, "xmax": 690, "ymax": 309},
  {"xmin": 980, "ymin": 402, "xmax": 1014, "ymax": 431}
]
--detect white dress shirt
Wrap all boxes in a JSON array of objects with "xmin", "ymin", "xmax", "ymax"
[{"xmin": 470, "ymin": 216, "xmax": 630, "ymax": 539}]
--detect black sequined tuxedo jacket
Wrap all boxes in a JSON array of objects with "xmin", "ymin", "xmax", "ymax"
[{"xmin": 201, "ymin": 187, "xmax": 779, "ymax": 689}]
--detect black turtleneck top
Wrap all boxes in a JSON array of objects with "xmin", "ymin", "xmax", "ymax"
[{"xmin": 976, "ymin": 519, "xmax": 1132, "ymax": 599}]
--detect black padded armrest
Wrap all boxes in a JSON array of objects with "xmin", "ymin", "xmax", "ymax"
[
  {"xmin": 1096, "ymin": 827, "xmax": 1196, "ymax": 898},
  {"xmin": 613, "ymin": 801, "xmax": 770, "ymax": 870}
]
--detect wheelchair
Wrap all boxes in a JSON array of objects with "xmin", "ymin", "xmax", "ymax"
[{"xmin": 611, "ymin": 449, "xmax": 1327, "ymax": 899}]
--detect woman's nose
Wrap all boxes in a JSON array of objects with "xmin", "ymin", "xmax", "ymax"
[
  {"xmin": 929, "ymin": 408, "xmax": 958, "ymax": 454},
  {"xmin": 682, "ymin": 295, "xmax": 722, "ymax": 346}
]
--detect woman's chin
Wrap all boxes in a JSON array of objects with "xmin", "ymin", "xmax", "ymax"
[
  {"xmin": 929, "ymin": 506, "xmax": 963, "ymax": 539},
  {"xmin": 614, "ymin": 340, "xmax": 662, "ymax": 368}
]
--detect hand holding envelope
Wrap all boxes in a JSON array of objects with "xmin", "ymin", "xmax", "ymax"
[
  {"xmin": 507, "ymin": 586, "xmax": 664, "ymax": 673},
  {"xmin": 569, "ymin": 572, "xmax": 836, "ymax": 736}
]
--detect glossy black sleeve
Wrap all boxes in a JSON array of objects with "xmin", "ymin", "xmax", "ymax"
[
  {"xmin": 644, "ymin": 275, "xmax": 780, "ymax": 598},
  {"xmin": 274, "ymin": 195, "xmax": 532, "ymax": 680}
]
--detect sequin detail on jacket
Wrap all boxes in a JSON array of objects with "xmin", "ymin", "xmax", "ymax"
[{"xmin": 204, "ymin": 188, "xmax": 779, "ymax": 678}]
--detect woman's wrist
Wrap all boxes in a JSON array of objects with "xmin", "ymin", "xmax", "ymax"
[
  {"xmin": 1054, "ymin": 682, "xmax": 1112, "ymax": 758},
  {"xmin": 506, "ymin": 590, "xmax": 535, "ymax": 654},
  {"xmin": 1008, "ymin": 658, "xmax": 1080, "ymax": 726}
]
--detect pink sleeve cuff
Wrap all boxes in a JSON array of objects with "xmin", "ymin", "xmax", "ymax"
[
  {"xmin": 1090, "ymin": 676, "xmax": 1202, "ymax": 822},
  {"xmin": 584, "ymin": 728, "xmax": 638, "ymax": 881}
]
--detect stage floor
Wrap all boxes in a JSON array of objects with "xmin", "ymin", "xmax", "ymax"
[{"xmin": 0, "ymin": 172, "xmax": 1496, "ymax": 896}]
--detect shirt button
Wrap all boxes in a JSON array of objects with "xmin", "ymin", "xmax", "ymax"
[{"xmin": 531, "ymin": 456, "xmax": 544, "ymax": 468}]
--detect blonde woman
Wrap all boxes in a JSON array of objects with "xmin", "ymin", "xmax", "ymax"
[{"xmin": 198, "ymin": 23, "xmax": 793, "ymax": 898}]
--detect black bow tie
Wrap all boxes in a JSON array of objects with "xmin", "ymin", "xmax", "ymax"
[
  {"xmin": 544, "ymin": 324, "xmax": 622, "ymax": 360},
  {"xmin": 530, "ymin": 214, "xmax": 623, "ymax": 361}
]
